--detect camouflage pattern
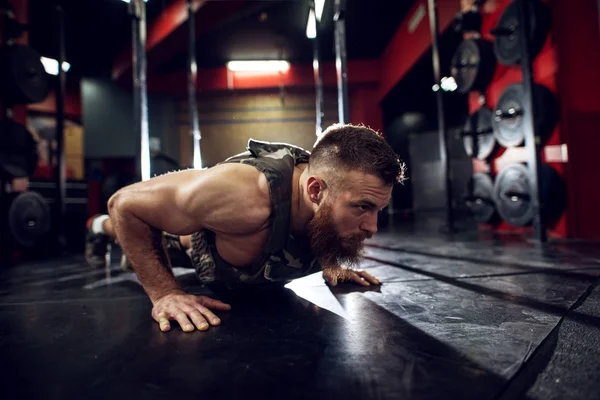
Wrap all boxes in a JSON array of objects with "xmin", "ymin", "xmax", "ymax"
[{"xmin": 190, "ymin": 139, "xmax": 320, "ymax": 290}]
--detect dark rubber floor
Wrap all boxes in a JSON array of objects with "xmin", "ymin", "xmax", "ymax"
[{"xmin": 2, "ymin": 224, "xmax": 600, "ymax": 400}]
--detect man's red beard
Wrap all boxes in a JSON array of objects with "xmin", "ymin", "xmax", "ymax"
[{"xmin": 307, "ymin": 200, "xmax": 367, "ymax": 270}]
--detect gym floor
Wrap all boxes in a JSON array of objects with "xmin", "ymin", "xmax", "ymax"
[{"xmin": 2, "ymin": 219, "xmax": 600, "ymax": 400}]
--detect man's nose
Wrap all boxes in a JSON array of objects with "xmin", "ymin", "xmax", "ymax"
[{"xmin": 360, "ymin": 213, "xmax": 378, "ymax": 237}]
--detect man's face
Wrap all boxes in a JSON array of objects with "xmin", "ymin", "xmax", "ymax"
[{"xmin": 308, "ymin": 172, "xmax": 392, "ymax": 269}]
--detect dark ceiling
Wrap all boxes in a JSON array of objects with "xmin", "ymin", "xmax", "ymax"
[{"xmin": 28, "ymin": 0, "xmax": 417, "ymax": 80}]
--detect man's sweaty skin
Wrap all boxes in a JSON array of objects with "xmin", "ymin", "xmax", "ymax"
[{"xmin": 108, "ymin": 162, "xmax": 388, "ymax": 333}]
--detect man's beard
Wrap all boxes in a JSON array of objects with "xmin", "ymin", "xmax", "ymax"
[{"xmin": 307, "ymin": 201, "xmax": 367, "ymax": 270}]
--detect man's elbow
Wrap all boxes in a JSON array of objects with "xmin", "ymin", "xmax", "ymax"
[{"xmin": 107, "ymin": 190, "xmax": 128, "ymax": 217}]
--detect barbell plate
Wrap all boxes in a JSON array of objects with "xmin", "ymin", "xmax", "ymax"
[
  {"xmin": 465, "ymin": 173, "xmax": 498, "ymax": 223},
  {"xmin": 8, "ymin": 191, "xmax": 52, "ymax": 247},
  {"xmin": 0, "ymin": 44, "xmax": 50, "ymax": 105},
  {"xmin": 493, "ymin": 0, "xmax": 551, "ymax": 66},
  {"xmin": 0, "ymin": 119, "xmax": 39, "ymax": 178},
  {"xmin": 492, "ymin": 83, "xmax": 558, "ymax": 148},
  {"xmin": 451, "ymin": 38, "xmax": 496, "ymax": 94},
  {"xmin": 493, "ymin": 163, "xmax": 566, "ymax": 227},
  {"xmin": 463, "ymin": 106, "xmax": 497, "ymax": 160}
]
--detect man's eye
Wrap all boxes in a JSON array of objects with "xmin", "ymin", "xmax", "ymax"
[{"xmin": 356, "ymin": 205, "xmax": 368, "ymax": 211}]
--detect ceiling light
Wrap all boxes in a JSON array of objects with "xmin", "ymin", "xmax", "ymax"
[
  {"xmin": 120, "ymin": 0, "xmax": 148, "ymax": 3},
  {"xmin": 315, "ymin": 0, "xmax": 325, "ymax": 22},
  {"xmin": 306, "ymin": 9, "xmax": 317, "ymax": 39},
  {"xmin": 226, "ymin": 60, "xmax": 290, "ymax": 72},
  {"xmin": 40, "ymin": 57, "xmax": 70, "ymax": 76}
]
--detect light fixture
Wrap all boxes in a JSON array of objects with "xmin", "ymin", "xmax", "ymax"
[
  {"xmin": 306, "ymin": 9, "xmax": 317, "ymax": 39},
  {"xmin": 440, "ymin": 76, "xmax": 458, "ymax": 92},
  {"xmin": 315, "ymin": 0, "xmax": 325, "ymax": 22},
  {"xmin": 226, "ymin": 60, "xmax": 290, "ymax": 72},
  {"xmin": 40, "ymin": 57, "xmax": 71, "ymax": 76},
  {"xmin": 120, "ymin": 0, "xmax": 148, "ymax": 3}
]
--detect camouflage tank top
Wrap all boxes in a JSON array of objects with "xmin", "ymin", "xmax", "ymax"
[{"xmin": 190, "ymin": 139, "xmax": 320, "ymax": 290}]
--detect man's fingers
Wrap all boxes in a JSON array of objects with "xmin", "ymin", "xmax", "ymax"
[
  {"xmin": 175, "ymin": 312, "xmax": 195, "ymax": 333},
  {"xmin": 194, "ymin": 304, "xmax": 221, "ymax": 326},
  {"xmin": 198, "ymin": 296, "xmax": 232, "ymax": 311},
  {"xmin": 349, "ymin": 271, "xmax": 371, "ymax": 287},
  {"xmin": 188, "ymin": 310, "xmax": 209, "ymax": 331},
  {"xmin": 357, "ymin": 270, "xmax": 380, "ymax": 285},
  {"xmin": 156, "ymin": 312, "xmax": 171, "ymax": 332}
]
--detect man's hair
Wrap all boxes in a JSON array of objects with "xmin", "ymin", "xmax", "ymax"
[{"xmin": 309, "ymin": 124, "xmax": 406, "ymax": 189}]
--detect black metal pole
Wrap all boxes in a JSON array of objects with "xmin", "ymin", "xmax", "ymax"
[
  {"xmin": 516, "ymin": 0, "xmax": 546, "ymax": 242},
  {"xmin": 310, "ymin": 1, "xmax": 324, "ymax": 136},
  {"xmin": 427, "ymin": 0, "xmax": 454, "ymax": 232},
  {"xmin": 129, "ymin": 0, "xmax": 150, "ymax": 181},
  {"xmin": 334, "ymin": 0, "xmax": 349, "ymax": 124},
  {"xmin": 187, "ymin": 0, "xmax": 202, "ymax": 169},
  {"xmin": 54, "ymin": 5, "xmax": 66, "ymax": 251}
]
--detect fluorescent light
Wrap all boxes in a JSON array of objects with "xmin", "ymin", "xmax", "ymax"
[
  {"xmin": 226, "ymin": 60, "xmax": 290, "ymax": 72},
  {"xmin": 315, "ymin": 0, "xmax": 325, "ymax": 22},
  {"xmin": 40, "ymin": 57, "xmax": 71, "ymax": 76},
  {"xmin": 120, "ymin": 0, "xmax": 148, "ymax": 3},
  {"xmin": 306, "ymin": 9, "xmax": 317, "ymax": 39}
]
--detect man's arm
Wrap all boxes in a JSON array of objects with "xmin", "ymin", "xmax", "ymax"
[{"xmin": 108, "ymin": 163, "xmax": 271, "ymax": 331}]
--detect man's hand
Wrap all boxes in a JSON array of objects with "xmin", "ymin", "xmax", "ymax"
[
  {"xmin": 322, "ymin": 267, "xmax": 380, "ymax": 287},
  {"xmin": 151, "ymin": 290, "xmax": 231, "ymax": 332}
]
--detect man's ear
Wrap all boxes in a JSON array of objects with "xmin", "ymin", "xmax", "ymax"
[{"xmin": 306, "ymin": 176, "xmax": 327, "ymax": 205}]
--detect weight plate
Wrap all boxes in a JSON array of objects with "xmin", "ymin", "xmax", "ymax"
[
  {"xmin": 494, "ymin": 0, "xmax": 551, "ymax": 66},
  {"xmin": 0, "ymin": 44, "xmax": 50, "ymax": 105},
  {"xmin": 465, "ymin": 173, "xmax": 498, "ymax": 223},
  {"xmin": 451, "ymin": 38, "xmax": 496, "ymax": 94},
  {"xmin": 8, "ymin": 191, "xmax": 51, "ymax": 247},
  {"xmin": 0, "ymin": 119, "xmax": 39, "ymax": 178},
  {"xmin": 492, "ymin": 83, "xmax": 557, "ymax": 148},
  {"xmin": 493, "ymin": 163, "xmax": 566, "ymax": 227},
  {"xmin": 463, "ymin": 106, "xmax": 497, "ymax": 160}
]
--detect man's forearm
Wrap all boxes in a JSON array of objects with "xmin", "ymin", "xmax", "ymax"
[{"xmin": 109, "ymin": 206, "xmax": 180, "ymax": 303}]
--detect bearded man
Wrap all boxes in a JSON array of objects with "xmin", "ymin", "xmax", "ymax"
[{"xmin": 85, "ymin": 124, "xmax": 405, "ymax": 333}]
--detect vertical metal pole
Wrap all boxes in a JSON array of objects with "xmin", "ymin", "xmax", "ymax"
[
  {"xmin": 54, "ymin": 5, "xmax": 66, "ymax": 251},
  {"xmin": 188, "ymin": 0, "xmax": 202, "ymax": 169},
  {"xmin": 130, "ymin": 0, "xmax": 151, "ymax": 181},
  {"xmin": 427, "ymin": 0, "xmax": 454, "ymax": 231},
  {"xmin": 516, "ymin": 0, "xmax": 546, "ymax": 242},
  {"xmin": 334, "ymin": 0, "xmax": 349, "ymax": 124},
  {"xmin": 310, "ymin": 1, "xmax": 324, "ymax": 136}
]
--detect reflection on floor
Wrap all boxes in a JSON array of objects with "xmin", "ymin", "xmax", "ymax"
[{"xmin": 1, "ymin": 222, "xmax": 600, "ymax": 400}]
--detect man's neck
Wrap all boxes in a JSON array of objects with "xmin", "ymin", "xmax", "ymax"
[{"xmin": 290, "ymin": 164, "xmax": 314, "ymax": 236}]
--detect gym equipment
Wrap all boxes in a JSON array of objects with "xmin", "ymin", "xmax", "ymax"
[
  {"xmin": 8, "ymin": 191, "xmax": 51, "ymax": 248},
  {"xmin": 0, "ymin": 44, "xmax": 50, "ymax": 105},
  {"xmin": 465, "ymin": 173, "xmax": 498, "ymax": 224},
  {"xmin": 0, "ymin": 119, "xmax": 39, "ymax": 179},
  {"xmin": 128, "ymin": 0, "xmax": 151, "ymax": 182},
  {"xmin": 428, "ymin": 0, "xmax": 455, "ymax": 231},
  {"xmin": 309, "ymin": 0, "xmax": 325, "ymax": 136},
  {"xmin": 492, "ymin": 83, "xmax": 557, "ymax": 148},
  {"xmin": 493, "ymin": 163, "xmax": 566, "ymax": 227},
  {"xmin": 450, "ymin": 38, "xmax": 496, "ymax": 94},
  {"xmin": 492, "ymin": 0, "xmax": 551, "ymax": 66},
  {"xmin": 334, "ymin": 0, "xmax": 349, "ymax": 124},
  {"xmin": 187, "ymin": 0, "xmax": 202, "ymax": 169},
  {"xmin": 462, "ymin": 106, "xmax": 497, "ymax": 160}
]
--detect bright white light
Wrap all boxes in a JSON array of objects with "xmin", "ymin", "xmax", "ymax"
[
  {"xmin": 432, "ymin": 84, "xmax": 440, "ymax": 92},
  {"xmin": 440, "ymin": 76, "xmax": 458, "ymax": 92},
  {"xmin": 226, "ymin": 60, "xmax": 290, "ymax": 72},
  {"xmin": 306, "ymin": 9, "xmax": 317, "ymax": 39},
  {"xmin": 120, "ymin": 0, "xmax": 148, "ymax": 3},
  {"xmin": 315, "ymin": 0, "xmax": 325, "ymax": 22},
  {"xmin": 40, "ymin": 57, "xmax": 71, "ymax": 76}
]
